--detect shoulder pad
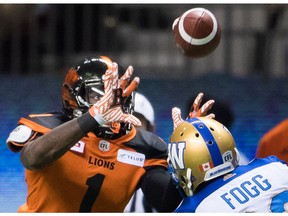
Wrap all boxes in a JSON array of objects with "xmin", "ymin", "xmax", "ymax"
[
  {"xmin": 125, "ymin": 129, "xmax": 168, "ymax": 159},
  {"xmin": 18, "ymin": 111, "xmax": 69, "ymax": 133},
  {"xmin": 7, "ymin": 125, "xmax": 33, "ymax": 143},
  {"xmin": 26, "ymin": 111, "xmax": 69, "ymax": 129}
]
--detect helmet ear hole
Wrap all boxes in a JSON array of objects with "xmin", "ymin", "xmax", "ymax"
[
  {"xmin": 210, "ymin": 127, "xmax": 215, "ymax": 131},
  {"xmin": 207, "ymin": 140, "xmax": 213, "ymax": 145},
  {"xmin": 195, "ymin": 133, "xmax": 200, "ymax": 138}
]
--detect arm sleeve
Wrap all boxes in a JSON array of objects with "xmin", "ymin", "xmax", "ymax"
[{"xmin": 140, "ymin": 166, "xmax": 182, "ymax": 212}]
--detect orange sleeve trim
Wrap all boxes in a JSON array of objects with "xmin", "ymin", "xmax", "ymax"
[
  {"xmin": 28, "ymin": 113, "xmax": 53, "ymax": 118},
  {"xmin": 18, "ymin": 117, "xmax": 51, "ymax": 134}
]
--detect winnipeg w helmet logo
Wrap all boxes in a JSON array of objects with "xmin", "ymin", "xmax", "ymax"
[{"xmin": 168, "ymin": 142, "xmax": 186, "ymax": 169}]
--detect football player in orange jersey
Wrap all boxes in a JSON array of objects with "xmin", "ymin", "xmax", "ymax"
[
  {"xmin": 256, "ymin": 119, "xmax": 288, "ymax": 164},
  {"xmin": 6, "ymin": 56, "xmax": 214, "ymax": 212}
]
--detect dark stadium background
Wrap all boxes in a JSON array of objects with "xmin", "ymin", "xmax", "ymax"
[{"xmin": 1, "ymin": 4, "xmax": 288, "ymax": 212}]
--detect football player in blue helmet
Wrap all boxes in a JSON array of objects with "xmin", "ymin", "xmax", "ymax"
[{"xmin": 168, "ymin": 111, "xmax": 288, "ymax": 213}]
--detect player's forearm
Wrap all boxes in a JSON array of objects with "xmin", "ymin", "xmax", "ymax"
[
  {"xmin": 20, "ymin": 112, "xmax": 98, "ymax": 170},
  {"xmin": 141, "ymin": 167, "xmax": 182, "ymax": 212}
]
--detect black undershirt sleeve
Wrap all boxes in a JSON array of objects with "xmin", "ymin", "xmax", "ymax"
[
  {"xmin": 77, "ymin": 112, "xmax": 99, "ymax": 134},
  {"xmin": 140, "ymin": 166, "xmax": 183, "ymax": 212}
]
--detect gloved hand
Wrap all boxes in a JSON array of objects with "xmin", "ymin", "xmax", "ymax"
[
  {"xmin": 89, "ymin": 62, "xmax": 141, "ymax": 127},
  {"xmin": 172, "ymin": 92, "xmax": 215, "ymax": 130}
]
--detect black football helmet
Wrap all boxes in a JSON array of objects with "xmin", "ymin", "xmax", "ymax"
[{"xmin": 61, "ymin": 56, "xmax": 135, "ymax": 139}]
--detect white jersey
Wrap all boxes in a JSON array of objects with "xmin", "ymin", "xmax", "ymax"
[{"xmin": 175, "ymin": 156, "xmax": 288, "ymax": 213}]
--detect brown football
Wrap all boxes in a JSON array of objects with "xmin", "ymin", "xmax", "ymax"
[{"xmin": 172, "ymin": 8, "xmax": 221, "ymax": 58}]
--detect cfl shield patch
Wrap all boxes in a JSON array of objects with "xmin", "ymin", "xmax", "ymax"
[
  {"xmin": 117, "ymin": 149, "xmax": 145, "ymax": 167},
  {"xmin": 99, "ymin": 140, "xmax": 110, "ymax": 152}
]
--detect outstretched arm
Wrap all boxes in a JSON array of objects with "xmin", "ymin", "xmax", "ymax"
[
  {"xmin": 141, "ymin": 166, "xmax": 182, "ymax": 212},
  {"xmin": 172, "ymin": 92, "xmax": 215, "ymax": 130},
  {"xmin": 20, "ymin": 114, "xmax": 93, "ymax": 170},
  {"xmin": 20, "ymin": 63, "xmax": 141, "ymax": 170}
]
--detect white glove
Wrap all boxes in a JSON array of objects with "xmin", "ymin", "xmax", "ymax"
[{"xmin": 88, "ymin": 62, "xmax": 141, "ymax": 127}]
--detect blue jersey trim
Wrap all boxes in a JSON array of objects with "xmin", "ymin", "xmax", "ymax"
[{"xmin": 175, "ymin": 156, "xmax": 285, "ymax": 212}]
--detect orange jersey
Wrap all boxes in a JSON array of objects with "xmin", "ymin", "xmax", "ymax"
[
  {"xmin": 256, "ymin": 119, "xmax": 288, "ymax": 164},
  {"xmin": 7, "ymin": 112, "xmax": 168, "ymax": 212}
]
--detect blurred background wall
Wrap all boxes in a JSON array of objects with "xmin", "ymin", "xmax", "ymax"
[{"xmin": 1, "ymin": 4, "xmax": 288, "ymax": 212}]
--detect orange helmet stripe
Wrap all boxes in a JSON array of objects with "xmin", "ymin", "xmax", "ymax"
[{"xmin": 100, "ymin": 56, "xmax": 113, "ymax": 70}]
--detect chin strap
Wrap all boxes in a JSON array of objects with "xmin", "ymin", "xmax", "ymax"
[
  {"xmin": 185, "ymin": 168, "xmax": 193, "ymax": 196},
  {"xmin": 93, "ymin": 122, "xmax": 131, "ymax": 140},
  {"xmin": 167, "ymin": 161, "xmax": 187, "ymax": 198}
]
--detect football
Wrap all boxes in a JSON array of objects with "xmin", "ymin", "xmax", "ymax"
[{"xmin": 172, "ymin": 7, "xmax": 221, "ymax": 58}]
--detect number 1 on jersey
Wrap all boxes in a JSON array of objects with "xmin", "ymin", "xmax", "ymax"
[{"xmin": 79, "ymin": 174, "xmax": 105, "ymax": 212}]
